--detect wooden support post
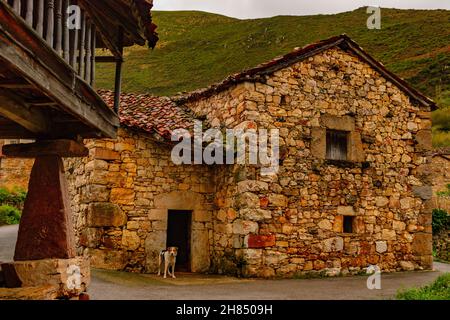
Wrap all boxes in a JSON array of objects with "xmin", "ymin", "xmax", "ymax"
[
  {"xmin": 78, "ymin": 11, "xmax": 86, "ymax": 78},
  {"xmin": 113, "ymin": 27, "xmax": 124, "ymax": 114},
  {"xmin": 46, "ymin": 0, "xmax": 55, "ymax": 47},
  {"xmin": 25, "ymin": 0, "xmax": 34, "ymax": 26},
  {"xmin": 63, "ymin": 0, "xmax": 70, "ymax": 62},
  {"xmin": 90, "ymin": 24, "xmax": 96, "ymax": 86},
  {"xmin": 36, "ymin": 0, "xmax": 44, "ymax": 37},
  {"xmin": 85, "ymin": 18, "xmax": 92, "ymax": 83},
  {"xmin": 12, "ymin": 0, "xmax": 21, "ymax": 15},
  {"xmin": 55, "ymin": 0, "xmax": 63, "ymax": 55}
]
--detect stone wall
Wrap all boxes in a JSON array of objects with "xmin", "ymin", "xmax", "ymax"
[
  {"xmin": 183, "ymin": 47, "xmax": 433, "ymax": 277},
  {"xmin": 0, "ymin": 46, "xmax": 436, "ymax": 278},
  {"xmin": 0, "ymin": 140, "xmax": 34, "ymax": 191},
  {"xmin": 65, "ymin": 127, "xmax": 215, "ymax": 273}
]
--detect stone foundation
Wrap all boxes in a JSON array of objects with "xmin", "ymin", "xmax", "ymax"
[{"xmin": 1, "ymin": 257, "xmax": 90, "ymax": 299}]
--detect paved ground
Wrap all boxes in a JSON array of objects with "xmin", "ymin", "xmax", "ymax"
[{"xmin": 1, "ymin": 225, "xmax": 449, "ymax": 300}]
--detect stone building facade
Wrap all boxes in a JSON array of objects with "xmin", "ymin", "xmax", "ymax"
[
  {"xmin": 1, "ymin": 35, "xmax": 437, "ymax": 277},
  {"xmin": 0, "ymin": 140, "xmax": 34, "ymax": 191}
]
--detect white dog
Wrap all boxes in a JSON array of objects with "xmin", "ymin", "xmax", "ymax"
[{"xmin": 157, "ymin": 247, "xmax": 178, "ymax": 279}]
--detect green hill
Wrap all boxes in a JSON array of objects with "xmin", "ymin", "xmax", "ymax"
[{"xmin": 95, "ymin": 7, "xmax": 450, "ymax": 145}]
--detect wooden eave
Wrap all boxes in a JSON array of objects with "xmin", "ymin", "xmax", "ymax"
[{"xmin": 0, "ymin": 2, "xmax": 119, "ymax": 139}]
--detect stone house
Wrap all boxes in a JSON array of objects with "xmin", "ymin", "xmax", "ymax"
[{"xmin": 4, "ymin": 35, "xmax": 437, "ymax": 277}]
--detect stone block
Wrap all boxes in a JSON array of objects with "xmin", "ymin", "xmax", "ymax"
[
  {"xmin": 376, "ymin": 241, "xmax": 387, "ymax": 253},
  {"xmin": 121, "ymin": 230, "xmax": 141, "ymax": 251},
  {"xmin": 412, "ymin": 186, "xmax": 432, "ymax": 200},
  {"xmin": 1, "ymin": 257, "xmax": 90, "ymax": 298},
  {"xmin": 240, "ymin": 208, "xmax": 272, "ymax": 221},
  {"xmin": 232, "ymin": 219, "xmax": 258, "ymax": 235},
  {"xmin": 86, "ymin": 203, "xmax": 126, "ymax": 227},
  {"xmin": 337, "ymin": 206, "xmax": 355, "ymax": 215},
  {"xmin": 246, "ymin": 234, "xmax": 276, "ymax": 248},
  {"xmin": 81, "ymin": 184, "xmax": 109, "ymax": 203},
  {"xmin": 412, "ymin": 233, "xmax": 432, "ymax": 256},
  {"xmin": 110, "ymin": 188, "xmax": 135, "ymax": 204},
  {"xmin": 322, "ymin": 237, "xmax": 344, "ymax": 252},
  {"xmin": 88, "ymin": 249, "xmax": 126, "ymax": 270},
  {"xmin": 93, "ymin": 148, "xmax": 120, "ymax": 161}
]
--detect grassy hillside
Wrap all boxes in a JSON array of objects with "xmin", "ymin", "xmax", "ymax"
[{"xmin": 95, "ymin": 7, "xmax": 450, "ymax": 145}]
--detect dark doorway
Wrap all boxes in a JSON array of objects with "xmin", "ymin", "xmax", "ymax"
[{"xmin": 167, "ymin": 210, "xmax": 192, "ymax": 272}]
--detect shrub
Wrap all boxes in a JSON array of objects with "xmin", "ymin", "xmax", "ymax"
[
  {"xmin": 396, "ymin": 273, "xmax": 450, "ymax": 300},
  {"xmin": 0, "ymin": 187, "xmax": 27, "ymax": 208},
  {"xmin": 432, "ymin": 209, "xmax": 449, "ymax": 235},
  {"xmin": 0, "ymin": 205, "xmax": 22, "ymax": 225}
]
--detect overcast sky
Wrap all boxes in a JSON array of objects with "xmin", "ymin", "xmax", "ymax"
[{"xmin": 153, "ymin": 0, "xmax": 450, "ymax": 19}]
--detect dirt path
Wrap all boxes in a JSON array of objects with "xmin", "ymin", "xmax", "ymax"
[
  {"xmin": 1, "ymin": 225, "xmax": 448, "ymax": 300},
  {"xmin": 88, "ymin": 264, "xmax": 449, "ymax": 300}
]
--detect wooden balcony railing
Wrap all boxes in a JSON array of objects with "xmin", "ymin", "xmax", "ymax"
[{"xmin": 4, "ymin": 0, "xmax": 96, "ymax": 86}]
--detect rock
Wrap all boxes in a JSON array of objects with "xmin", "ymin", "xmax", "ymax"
[
  {"xmin": 412, "ymin": 186, "xmax": 432, "ymax": 200},
  {"xmin": 337, "ymin": 206, "xmax": 355, "ymax": 215},
  {"xmin": 322, "ymin": 237, "xmax": 344, "ymax": 252},
  {"xmin": 233, "ymin": 220, "xmax": 258, "ymax": 235},
  {"xmin": 246, "ymin": 234, "xmax": 276, "ymax": 248},
  {"xmin": 80, "ymin": 184, "xmax": 109, "ymax": 203},
  {"xmin": 1, "ymin": 257, "xmax": 90, "ymax": 299},
  {"xmin": 399, "ymin": 261, "xmax": 415, "ymax": 271},
  {"xmin": 88, "ymin": 249, "xmax": 126, "ymax": 270},
  {"xmin": 240, "ymin": 209, "xmax": 272, "ymax": 221},
  {"xmin": 375, "ymin": 196, "xmax": 389, "ymax": 207},
  {"xmin": 121, "ymin": 230, "xmax": 141, "ymax": 251},
  {"xmin": 375, "ymin": 241, "xmax": 387, "ymax": 253},
  {"xmin": 268, "ymin": 194, "xmax": 288, "ymax": 207},
  {"xmin": 236, "ymin": 180, "xmax": 269, "ymax": 193},
  {"xmin": 86, "ymin": 203, "xmax": 127, "ymax": 227},
  {"xmin": 318, "ymin": 219, "xmax": 332, "ymax": 230},
  {"xmin": 110, "ymin": 188, "xmax": 135, "ymax": 204},
  {"xmin": 382, "ymin": 229, "xmax": 396, "ymax": 241}
]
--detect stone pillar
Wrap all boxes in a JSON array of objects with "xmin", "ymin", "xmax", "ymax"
[
  {"xmin": 0, "ymin": 140, "xmax": 90, "ymax": 299},
  {"xmin": 14, "ymin": 155, "xmax": 76, "ymax": 260}
]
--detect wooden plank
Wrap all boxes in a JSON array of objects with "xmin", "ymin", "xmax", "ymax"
[
  {"xmin": 0, "ymin": 2, "xmax": 119, "ymax": 138},
  {"xmin": 0, "ymin": 89, "xmax": 50, "ymax": 134},
  {"xmin": 0, "ymin": 79, "xmax": 33, "ymax": 89},
  {"xmin": 2, "ymin": 139, "xmax": 89, "ymax": 158},
  {"xmin": 0, "ymin": 123, "xmax": 35, "ymax": 139}
]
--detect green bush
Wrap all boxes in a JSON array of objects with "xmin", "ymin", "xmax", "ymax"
[
  {"xmin": 0, "ymin": 187, "xmax": 27, "ymax": 207},
  {"xmin": 396, "ymin": 273, "xmax": 450, "ymax": 300},
  {"xmin": 432, "ymin": 209, "xmax": 449, "ymax": 235},
  {"xmin": 0, "ymin": 205, "xmax": 22, "ymax": 225}
]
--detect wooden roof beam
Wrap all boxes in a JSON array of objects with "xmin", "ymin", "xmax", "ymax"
[{"xmin": 0, "ymin": 89, "xmax": 50, "ymax": 134}]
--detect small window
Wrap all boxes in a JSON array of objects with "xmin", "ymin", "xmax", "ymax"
[
  {"xmin": 343, "ymin": 216, "xmax": 354, "ymax": 233},
  {"xmin": 326, "ymin": 130, "xmax": 349, "ymax": 160}
]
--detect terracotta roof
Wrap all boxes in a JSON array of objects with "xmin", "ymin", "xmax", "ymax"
[
  {"xmin": 175, "ymin": 34, "xmax": 436, "ymax": 110},
  {"xmin": 98, "ymin": 90, "xmax": 195, "ymax": 140}
]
